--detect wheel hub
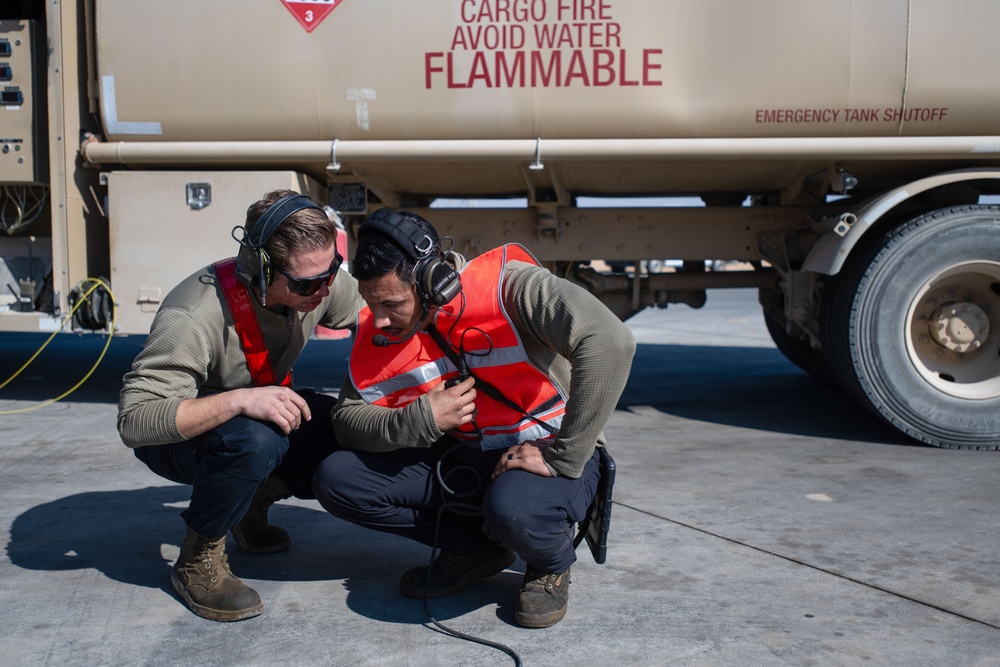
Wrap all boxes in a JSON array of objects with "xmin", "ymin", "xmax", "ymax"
[
  {"xmin": 906, "ymin": 260, "xmax": 1000, "ymax": 400},
  {"xmin": 928, "ymin": 301, "xmax": 990, "ymax": 352}
]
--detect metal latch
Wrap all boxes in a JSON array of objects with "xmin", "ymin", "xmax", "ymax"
[
  {"xmin": 186, "ymin": 183, "xmax": 212, "ymax": 210},
  {"xmin": 138, "ymin": 287, "xmax": 162, "ymax": 312}
]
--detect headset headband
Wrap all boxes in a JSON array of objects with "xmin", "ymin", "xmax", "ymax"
[
  {"xmin": 359, "ymin": 208, "xmax": 436, "ymax": 259},
  {"xmin": 357, "ymin": 208, "xmax": 460, "ymax": 308},
  {"xmin": 233, "ymin": 193, "xmax": 326, "ymax": 306},
  {"xmin": 247, "ymin": 193, "xmax": 325, "ymax": 250}
]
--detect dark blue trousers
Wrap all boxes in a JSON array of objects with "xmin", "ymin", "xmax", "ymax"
[
  {"xmin": 134, "ymin": 389, "xmax": 339, "ymax": 539},
  {"xmin": 312, "ymin": 442, "xmax": 600, "ymax": 573}
]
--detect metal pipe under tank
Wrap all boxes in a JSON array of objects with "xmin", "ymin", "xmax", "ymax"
[{"xmin": 81, "ymin": 136, "xmax": 1000, "ymax": 167}]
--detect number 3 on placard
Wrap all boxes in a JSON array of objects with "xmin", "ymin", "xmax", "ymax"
[{"xmin": 305, "ymin": 10, "xmax": 314, "ymax": 22}]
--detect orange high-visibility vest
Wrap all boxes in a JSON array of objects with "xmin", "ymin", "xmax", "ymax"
[
  {"xmin": 350, "ymin": 244, "xmax": 566, "ymax": 449},
  {"xmin": 214, "ymin": 258, "xmax": 292, "ymax": 388}
]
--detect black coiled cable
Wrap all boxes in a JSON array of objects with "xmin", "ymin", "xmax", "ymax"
[{"xmin": 424, "ymin": 441, "xmax": 522, "ymax": 666}]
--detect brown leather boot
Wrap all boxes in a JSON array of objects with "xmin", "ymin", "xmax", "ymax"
[
  {"xmin": 231, "ymin": 475, "xmax": 292, "ymax": 554},
  {"xmin": 171, "ymin": 528, "xmax": 264, "ymax": 622},
  {"xmin": 515, "ymin": 567, "xmax": 571, "ymax": 628}
]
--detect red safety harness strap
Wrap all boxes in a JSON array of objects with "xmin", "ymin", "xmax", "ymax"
[{"xmin": 214, "ymin": 259, "xmax": 291, "ymax": 388}]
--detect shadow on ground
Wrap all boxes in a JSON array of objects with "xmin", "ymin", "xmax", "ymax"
[
  {"xmin": 5, "ymin": 483, "xmax": 520, "ymax": 625},
  {"xmin": 618, "ymin": 343, "xmax": 914, "ymax": 447}
]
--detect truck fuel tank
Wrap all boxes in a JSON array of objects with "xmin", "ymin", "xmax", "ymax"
[{"xmin": 94, "ymin": 0, "xmax": 997, "ymax": 143}]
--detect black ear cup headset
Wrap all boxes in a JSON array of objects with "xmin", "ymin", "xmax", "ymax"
[
  {"xmin": 359, "ymin": 208, "xmax": 463, "ymax": 347},
  {"xmin": 358, "ymin": 208, "xmax": 462, "ymax": 308},
  {"xmin": 231, "ymin": 193, "xmax": 326, "ymax": 306}
]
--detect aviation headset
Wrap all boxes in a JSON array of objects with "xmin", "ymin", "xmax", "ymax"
[
  {"xmin": 233, "ymin": 193, "xmax": 326, "ymax": 305},
  {"xmin": 357, "ymin": 208, "xmax": 462, "ymax": 307}
]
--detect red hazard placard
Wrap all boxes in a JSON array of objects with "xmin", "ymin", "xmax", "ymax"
[{"xmin": 281, "ymin": 0, "xmax": 343, "ymax": 33}]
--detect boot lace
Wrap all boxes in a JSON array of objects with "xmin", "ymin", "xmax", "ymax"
[
  {"xmin": 523, "ymin": 569, "xmax": 564, "ymax": 593},
  {"xmin": 185, "ymin": 538, "xmax": 230, "ymax": 585}
]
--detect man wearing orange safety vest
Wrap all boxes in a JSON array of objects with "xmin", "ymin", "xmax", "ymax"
[
  {"xmin": 313, "ymin": 208, "xmax": 635, "ymax": 628},
  {"xmin": 118, "ymin": 190, "xmax": 362, "ymax": 622}
]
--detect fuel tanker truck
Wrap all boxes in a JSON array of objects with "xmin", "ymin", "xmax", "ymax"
[{"xmin": 2, "ymin": 0, "xmax": 1000, "ymax": 449}]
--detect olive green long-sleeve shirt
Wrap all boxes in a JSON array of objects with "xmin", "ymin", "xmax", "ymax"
[
  {"xmin": 333, "ymin": 258, "xmax": 636, "ymax": 479},
  {"xmin": 117, "ymin": 262, "xmax": 362, "ymax": 448}
]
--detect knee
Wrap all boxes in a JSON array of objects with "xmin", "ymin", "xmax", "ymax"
[
  {"xmin": 311, "ymin": 451, "xmax": 366, "ymax": 517},
  {"xmin": 241, "ymin": 439, "xmax": 286, "ymax": 480},
  {"xmin": 213, "ymin": 419, "xmax": 289, "ymax": 480},
  {"xmin": 482, "ymin": 475, "xmax": 535, "ymax": 542}
]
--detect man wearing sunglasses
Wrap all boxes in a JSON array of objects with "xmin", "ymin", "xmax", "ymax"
[{"xmin": 118, "ymin": 189, "xmax": 362, "ymax": 622}]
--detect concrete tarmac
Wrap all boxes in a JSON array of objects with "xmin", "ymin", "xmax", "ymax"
[{"xmin": 1, "ymin": 290, "xmax": 998, "ymax": 666}]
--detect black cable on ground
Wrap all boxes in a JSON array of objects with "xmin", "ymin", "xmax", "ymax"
[{"xmin": 422, "ymin": 442, "xmax": 522, "ymax": 666}]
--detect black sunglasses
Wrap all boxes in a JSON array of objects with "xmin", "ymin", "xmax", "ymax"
[{"xmin": 277, "ymin": 252, "xmax": 343, "ymax": 296}]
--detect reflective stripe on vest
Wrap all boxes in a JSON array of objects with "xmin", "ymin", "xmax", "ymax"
[
  {"xmin": 214, "ymin": 258, "xmax": 292, "ymax": 388},
  {"xmin": 350, "ymin": 244, "xmax": 565, "ymax": 450}
]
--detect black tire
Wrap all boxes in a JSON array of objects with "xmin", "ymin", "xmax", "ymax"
[
  {"xmin": 823, "ymin": 205, "xmax": 1000, "ymax": 450},
  {"xmin": 762, "ymin": 305, "xmax": 834, "ymax": 384}
]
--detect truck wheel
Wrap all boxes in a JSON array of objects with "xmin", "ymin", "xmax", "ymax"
[
  {"xmin": 762, "ymin": 308, "xmax": 834, "ymax": 384},
  {"xmin": 823, "ymin": 205, "xmax": 1000, "ymax": 449}
]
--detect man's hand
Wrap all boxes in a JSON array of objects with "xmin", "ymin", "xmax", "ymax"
[
  {"xmin": 492, "ymin": 440, "xmax": 554, "ymax": 479},
  {"xmin": 237, "ymin": 386, "xmax": 311, "ymax": 434},
  {"xmin": 176, "ymin": 386, "xmax": 311, "ymax": 439},
  {"xmin": 428, "ymin": 377, "xmax": 477, "ymax": 431}
]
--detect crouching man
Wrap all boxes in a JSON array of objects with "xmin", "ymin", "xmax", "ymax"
[
  {"xmin": 118, "ymin": 190, "xmax": 361, "ymax": 621},
  {"xmin": 313, "ymin": 208, "xmax": 634, "ymax": 627}
]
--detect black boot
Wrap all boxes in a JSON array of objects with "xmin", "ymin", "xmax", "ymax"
[
  {"xmin": 231, "ymin": 475, "xmax": 292, "ymax": 554},
  {"xmin": 171, "ymin": 528, "xmax": 264, "ymax": 622},
  {"xmin": 399, "ymin": 543, "xmax": 515, "ymax": 599}
]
